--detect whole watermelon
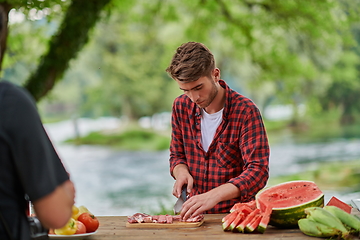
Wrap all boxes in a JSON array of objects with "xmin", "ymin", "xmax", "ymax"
[{"xmin": 255, "ymin": 180, "xmax": 324, "ymax": 228}]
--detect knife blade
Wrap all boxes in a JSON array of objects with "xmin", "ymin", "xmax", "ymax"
[
  {"xmin": 173, "ymin": 186, "xmax": 187, "ymax": 214},
  {"xmin": 351, "ymin": 199, "xmax": 360, "ymax": 211}
]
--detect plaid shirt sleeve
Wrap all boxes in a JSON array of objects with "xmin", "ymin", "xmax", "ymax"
[
  {"xmin": 169, "ymin": 80, "xmax": 270, "ymax": 213},
  {"xmin": 227, "ymin": 103, "xmax": 269, "ymax": 203},
  {"xmin": 169, "ymin": 97, "xmax": 189, "ymax": 176}
]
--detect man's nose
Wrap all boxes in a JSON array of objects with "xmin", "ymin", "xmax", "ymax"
[{"xmin": 188, "ymin": 91, "xmax": 199, "ymax": 102}]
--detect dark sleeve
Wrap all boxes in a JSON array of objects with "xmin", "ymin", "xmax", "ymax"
[{"xmin": 2, "ymin": 83, "xmax": 69, "ymax": 202}]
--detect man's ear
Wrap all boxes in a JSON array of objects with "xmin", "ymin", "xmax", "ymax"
[{"xmin": 213, "ymin": 68, "xmax": 221, "ymax": 81}]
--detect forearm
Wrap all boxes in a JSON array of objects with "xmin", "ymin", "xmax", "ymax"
[
  {"xmin": 208, "ymin": 183, "xmax": 241, "ymax": 204},
  {"xmin": 33, "ymin": 180, "xmax": 75, "ymax": 229},
  {"xmin": 172, "ymin": 163, "xmax": 189, "ymax": 179}
]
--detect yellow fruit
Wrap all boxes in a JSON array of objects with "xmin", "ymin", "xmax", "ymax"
[
  {"xmin": 54, "ymin": 218, "xmax": 77, "ymax": 235},
  {"xmin": 72, "ymin": 205, "xmax": 81, "ymax": 220},
  {"xmin": 78, "ymin": 205, "xmax": 92, "ymax": 215},
  {"xmin": 72, "ymin": 205, "xmax": 79, "ymax": 215}
]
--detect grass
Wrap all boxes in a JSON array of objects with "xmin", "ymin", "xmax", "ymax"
[
  {"xmin": 264, "ymin": 115, "xmax": 360, "ymax": 145},
  {"xmin": 65, "ymin": 127, "xmax": 170, "ymax": 151},
  {"xmin": 268, "ymin": 159, "xmax": 360, "ymax": 192}
]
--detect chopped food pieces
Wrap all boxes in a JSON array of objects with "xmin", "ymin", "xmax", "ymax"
[{"xmin": 127, "ymin": 213, "xmax": 204, "ymax": 224}]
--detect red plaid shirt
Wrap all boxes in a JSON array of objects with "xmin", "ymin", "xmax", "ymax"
[{"xmin": 169, "ymin": 80, "xmax": 270, "ymax": 213}]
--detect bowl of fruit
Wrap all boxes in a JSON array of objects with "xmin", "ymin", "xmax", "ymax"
[{"xmin": 48, "ymin": 205, "xmax": 99, "ymax": 239}]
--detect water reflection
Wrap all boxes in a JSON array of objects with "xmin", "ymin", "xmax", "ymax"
[{"xmin": 44, "ymin": 118, "xmax": 360, "ymax": 216}]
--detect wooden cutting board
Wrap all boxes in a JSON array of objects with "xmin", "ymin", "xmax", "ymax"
[{"xmin": 126, "ymin": 219, "xmax": 204, "ymax": 228}]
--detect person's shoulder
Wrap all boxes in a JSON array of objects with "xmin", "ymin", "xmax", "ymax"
[
  {"xmin": 1, "ymin": 80, "xmax": 26, "ymax": 96},
  {"xmin": 0, "ymin": 80, "xmax": 36, "ymax": 107},
  {"xmin": 228, "ymin": 89, "xmax": 257, "ymax": 109},
  {"xmin": 0, "ymin": 80, "xmax": 15, "ymax": 91},
  {"xmin": 173, "ymin": 94, "xmax": 191, "ymax": 105}
]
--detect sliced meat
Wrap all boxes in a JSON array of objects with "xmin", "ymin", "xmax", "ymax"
[
  {"xmin": 172, "ymin": 215, "xmax": 182, "ymax": 222},
  {"xmin": 184, "ymin": 214, "xmax": 204, "ymax": 222},
  {"xmin": 165, "ymin": 215, "xmax": 173, "ymax": 224},
  {"xmin": 157, "ymin": 215, "xmax": 167, "ymax": 223},
  {"xmin": 127, "ymin": 213, "xmax": 204, "ymax": 224},
  {"xmin": 127, "ymin": 213, "xmax": 151, "ymax": 223}
]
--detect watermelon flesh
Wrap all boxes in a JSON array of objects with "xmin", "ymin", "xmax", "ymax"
[
  {"xmin": 326, "ymin": 196, "xmax": 352, "ymax": 214},
  {"xmin": 222, "ymin": 210, "xmax": 239, "ymax": 230},
  {"xmin": 255, "ymin": 180, "xmax": 324, "ymax": 228},
  {"xmin": 230, "ymin": 201, "xmax": 256, "ymax": 212},
  {"xmin": 236, "ymin": 208, "xmax": 260, "ymax": 233},
  {"xmin": 257, "ymin": 206, "xmax": 272, "ymax": 233},
  {"xmin": 229, "ymin": 212, "xmax": 245, "ymax": 231},
  {"xmin": 245, "ymin": 213, "xmax": 262, "ymax": 232}
]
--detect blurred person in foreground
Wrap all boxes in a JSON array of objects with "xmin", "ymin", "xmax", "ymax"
[
  {"xmin": 166, "ymin": 42, "xmax": 270, "ymax": 220},
  {"xmin": 0, "ymin": 80, "xmax": 76, "ymax": 239},
  {"xmin": 0, "ymin": 9, "xmax": 75, "ymax": 237}
]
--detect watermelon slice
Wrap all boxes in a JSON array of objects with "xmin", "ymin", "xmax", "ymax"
[
  {"xmin": 326, "ymin": 196, "xmax": 352, "ymax": 214},
  {"xmin": 230, "ymin": 200, "xmax": 256, "ymax": 212},
  {"xmin": 229, "ymin": 212, "xmax": 245, "ymax": 231},
  {"xmin": 223, "ymin": 203, "xmax": 255, "ymax": 231},
  {"xmin": 245, "ymin": 213, "xmax": 262, "ymax": 232},
  {"xmin": 257, "ymin": 206, "xmax": 273, "ymax": 233},
  {"xmin": 255, "ymin": 180, "xmax": 324, "ymax": 228},
  {"xmin": 222, "ymin": 210, "xmax": 239, "ymax": 230},
  {"xmin": 235, "ymin": 208, "xmax": 260, "ymax": 232}
]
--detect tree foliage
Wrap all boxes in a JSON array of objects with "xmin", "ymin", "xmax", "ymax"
[
  {"xmin": 1, "ymin": 0, "xmax": 360, "ymax": 125},
  {"xmin": 1, "ymin": 0, "xmax": 111, "ymax": 101}
]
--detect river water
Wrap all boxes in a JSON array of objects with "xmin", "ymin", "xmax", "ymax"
[{"xmin": 44, "ymin": 118, "xmax": 360, "ymax": 216}]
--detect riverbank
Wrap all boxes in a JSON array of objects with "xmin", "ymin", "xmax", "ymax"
[
  {"xmin": 44, "ymin": 118, "xmax": 360, "ymax": 216},
  {"xmin": 268, "ymin": 159, "xmax": 360, "ymax": 193},
  {"xmin": 61, "ymin": 118, "xmax": 360, "ymax": 192}
]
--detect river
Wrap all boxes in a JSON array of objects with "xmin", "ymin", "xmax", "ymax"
[{"xmin": 44, "ymin": 118, "xmax": 360, "ymax": 216}]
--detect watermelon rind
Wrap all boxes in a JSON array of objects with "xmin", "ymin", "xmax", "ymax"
[
  {"xmin": 256, "ymin": 180, "xmax": 324, "ymax": 228},
  {"xmin": 257, "ymin": 206, "xmax": 272, "ymax": 233},
  {"xmin": 269, "ymin": 195, "xmax": 324, "ymax": 228},
  {"xmin": 245, "ymin": 214, "xmax": 262, "ymax": 233},
  {"xmin": 257, "ymin": 221, "xmax": 267, "ymax": 234}
]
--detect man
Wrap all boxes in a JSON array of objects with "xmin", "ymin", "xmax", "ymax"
[
  {"xmin": 166, "ymin": 42, "xmax": 270, "ymax": 220},
  {"xmin": 0, "ymin": 81, "xmax": 76, "ymax": 239}
]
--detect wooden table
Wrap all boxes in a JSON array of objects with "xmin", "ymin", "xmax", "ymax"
[{"xmin": 87, "ymin": 209, "xmax": 360, "ymax": 240}]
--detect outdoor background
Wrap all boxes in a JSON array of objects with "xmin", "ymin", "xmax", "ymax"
[{"xmin": 1, "ymin": 0, "xmax": 360, "ymax": 216}]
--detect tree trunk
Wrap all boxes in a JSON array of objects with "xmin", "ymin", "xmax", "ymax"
[
  {"xmin": 0, "ymin": 3, "xmax": 11, "ymax": 70},
  {"xmin": 24, "ymin": 0, "xmax": 111, "ymax": 102}
]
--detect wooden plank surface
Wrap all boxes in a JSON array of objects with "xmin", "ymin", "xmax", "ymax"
[
  {"xmin": 86, "ymin": 210, "xmax": 360, "ymax": 240},
  {"xmin": 87, "ymin": 214, "xmax": 313, "ymax": 239}
]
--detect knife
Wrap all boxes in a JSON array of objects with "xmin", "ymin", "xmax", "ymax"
[
  {"xmin": 173, "ymin": 185, "xmax": 187, "ymax": 214},
  {"xmin": 351, "ymin": 199, "xmax": 360, "ymax": 211}
]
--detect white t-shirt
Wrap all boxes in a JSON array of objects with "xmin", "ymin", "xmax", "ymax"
[{"xmin": 201, "ymin": 108, "xmax": 224, "ymax": 152}]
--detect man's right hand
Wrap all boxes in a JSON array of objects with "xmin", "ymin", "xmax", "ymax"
[{"xmin": 172, "ymin": 164, "xmax": 193, "ymax": 198}]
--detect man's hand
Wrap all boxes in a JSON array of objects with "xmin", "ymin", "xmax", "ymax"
[
  {"xmin": 172, "ymin": 164, "xmax": 193, "ymax": 198},
  {"xmin": 180, "ymin": 183, "xmax": 241, "ymax": 220},
  {"xmin": 180, "ymin": 191, "xmax": 217, "ymax": 220}
]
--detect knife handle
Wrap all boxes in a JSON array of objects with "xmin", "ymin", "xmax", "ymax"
[{"xmin": 181, "ymin": 185, "xmax": 188, "ymax": 201}]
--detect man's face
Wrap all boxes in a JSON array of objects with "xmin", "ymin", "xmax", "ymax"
[{"xmin": 176, "ymin": 69, "xmax": 219, "ymax": 109}]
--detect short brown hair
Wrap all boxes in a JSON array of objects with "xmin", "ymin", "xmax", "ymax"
[{"xmin": 166, "ymin": 42, "xmax": 215, "ymax": 82}]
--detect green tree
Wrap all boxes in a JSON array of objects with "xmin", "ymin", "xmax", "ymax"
[
  {"xmin": 2, "ymin": 0, "xmax": 360, "ymax": 125},
  {"xmin": 0, "ymin": 0, "xmax": 111, "ymax": 101},
  {"xmin": 81, "ymin": 12, "xmax": 178, "ymax": 120}
]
